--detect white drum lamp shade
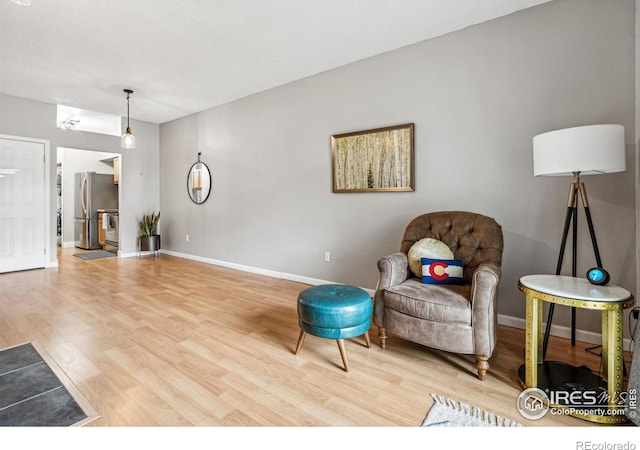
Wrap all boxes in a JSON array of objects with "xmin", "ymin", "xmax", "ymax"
[{"xmin": 533, "ymin": 124, "xmax": 625, "ymax": 176}]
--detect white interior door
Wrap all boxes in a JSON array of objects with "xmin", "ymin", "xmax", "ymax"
[{"xmin": 0, "ymin": 137, "xmax": 46, "ymax": 273}]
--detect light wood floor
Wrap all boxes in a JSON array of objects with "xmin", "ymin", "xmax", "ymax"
[{"xmin": 0, "ymin": 247, "xmax": 631, "ymax": 427}]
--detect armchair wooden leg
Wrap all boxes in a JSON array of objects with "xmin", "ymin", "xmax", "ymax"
[
  {"xmin": 378, "ymin": 327, "xmax": 387, "ymax": 349},
  {"xmin": 294, "ymin": 330, "xmax": 306, "ymax": 355},
  {"xmin": 476, "ymin": 356, "xmax": 489, "ymax": 381}
]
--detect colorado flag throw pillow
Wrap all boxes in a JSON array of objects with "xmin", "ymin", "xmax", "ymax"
[{"xmin": 421, "ymin": 258, "xmax": 464, "ymax": 285}]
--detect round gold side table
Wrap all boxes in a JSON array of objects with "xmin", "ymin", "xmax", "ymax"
[{"xmin": 517, "ymin": 274, "xmax": 634, "ymax": 424}]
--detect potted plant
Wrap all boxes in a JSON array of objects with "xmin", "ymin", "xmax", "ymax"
[{"xmin": 139, "ymin": 211, "xmax": 161, "ymax": 252}]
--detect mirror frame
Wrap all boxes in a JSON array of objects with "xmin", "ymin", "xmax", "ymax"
[{"xmin": 187, "ymin": 160, "xmax": 212, "ymax": 204}]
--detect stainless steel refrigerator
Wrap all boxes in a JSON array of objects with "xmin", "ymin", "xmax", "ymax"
[{"xmin": 74, "ymin": 172, "xmax": 118, "ymax": 249}]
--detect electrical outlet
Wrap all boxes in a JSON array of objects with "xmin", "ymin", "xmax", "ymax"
[
  {"xmin": 633, "ymin": 308, "xmax": 639, "ymax": 320},
  {"xmin": 186, "ymin": 234, "xmax": 189, "ymax": 242},
  {"xmin": 324, "ymin": 251, "xmax": 331, "ymax": 263}
]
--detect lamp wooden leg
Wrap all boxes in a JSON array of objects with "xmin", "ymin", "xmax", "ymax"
[
  {"xmin": 476, "ymin": 356, "xmax": 489, "ymax": 381},
  {"xmin": 337, "ymin": 339, "xmax": 349, "ymax": 372},
  {"xmin": 378, "ymin": 327, "xmax": 387, "ymax": 349},
  {"xmin": 294, "ymin": 330, "xmax": 306, "ymax": 355}
]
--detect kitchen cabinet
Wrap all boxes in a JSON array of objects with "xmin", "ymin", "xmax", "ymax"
[
  {"xmin": 98, "ymin": 212, "xmax": 105, "ymax": 247},
  {"xmin": 113, "ymin": 156, "xmax": 120, "ymax": 184}
]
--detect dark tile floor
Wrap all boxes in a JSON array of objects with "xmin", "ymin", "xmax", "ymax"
[{"xmin": 0, "ymin": 343, "xmax": 87, "ymax": 426}]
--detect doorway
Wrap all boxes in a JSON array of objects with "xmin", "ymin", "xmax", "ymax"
[{"xmin": 57, "ymin": 148, "xmax": 120, "ymax": 249}]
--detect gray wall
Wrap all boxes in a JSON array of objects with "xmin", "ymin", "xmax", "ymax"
[
  {"xmin": 0, "ymin": 94, "xmax": 160, "ymax": 258},
  {"xmin": 159, "ymin": 0, "xmax": 636, "ymax": 336}
]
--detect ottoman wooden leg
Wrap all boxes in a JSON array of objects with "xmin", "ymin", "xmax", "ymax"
[
  {"xmin": 295, "ymin": 330, "xmax": 306, "ymax": 355},
  {"xmin": 364, "ymin": 331, "xmax": 371, "ymax": 348},
  {"xmin": 337, "ymin": 339, "xmax": 349, "ymax": 372}
]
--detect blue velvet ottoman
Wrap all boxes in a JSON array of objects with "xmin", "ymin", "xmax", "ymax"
[{"xmin": 294, "ymin": 284, "xmax": 372, "ymax": 372}]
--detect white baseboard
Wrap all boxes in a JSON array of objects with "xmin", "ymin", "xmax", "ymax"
[
  {"xmin": 150, "ymin": 249, "xmax": 635, "ymax": 350},
  {"xmin": 160, "ymin": 249, "xmax": 343, "ymax": 288}
]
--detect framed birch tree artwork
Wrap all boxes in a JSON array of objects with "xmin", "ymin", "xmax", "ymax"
[{"xmin": 331, "ymin": 123, "xmax": 414, "ymax": 193}]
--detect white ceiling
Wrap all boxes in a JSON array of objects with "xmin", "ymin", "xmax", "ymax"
[{"xmin": 0, "ymin": 0, "xmax": 551, "ymax": 125}]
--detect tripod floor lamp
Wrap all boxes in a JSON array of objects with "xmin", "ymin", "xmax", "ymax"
[{"xmin": 533, "ymin": 124, "xmax": 626, "ymax": 358}]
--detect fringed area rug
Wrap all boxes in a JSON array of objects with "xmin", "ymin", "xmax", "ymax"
[{"xmin": 422, "ymin": 393, "xmax": 522, "ymax": 427}]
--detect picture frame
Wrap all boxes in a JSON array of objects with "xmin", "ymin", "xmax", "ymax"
[{"xmin": 331, "ymin": 123, "xmax": 414, "ymax": 193}]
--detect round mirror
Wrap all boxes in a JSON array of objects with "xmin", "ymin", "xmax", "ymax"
[{"xmin": 187, "ymin": 161, "xmax": 212, "ymax": 204}]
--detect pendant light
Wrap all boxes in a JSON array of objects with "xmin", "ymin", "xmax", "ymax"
[{"xmin": 121, "ymin": 89, "xmax": 136, "ymax": 149}]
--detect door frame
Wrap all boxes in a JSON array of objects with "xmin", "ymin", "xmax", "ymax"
[{"xmin": 0, "ymin": 134, "xmax": 53, "ymax": 269}]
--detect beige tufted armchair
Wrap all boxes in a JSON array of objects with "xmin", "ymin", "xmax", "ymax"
[{"xmin": 373, "ymin": 211, "xmax": 504, "ymax": 380}]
